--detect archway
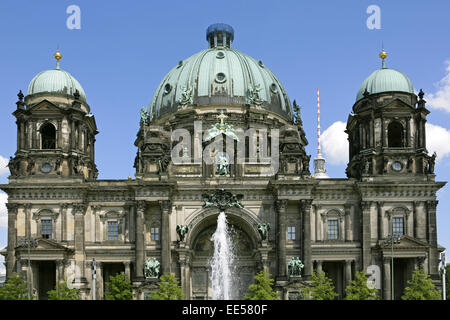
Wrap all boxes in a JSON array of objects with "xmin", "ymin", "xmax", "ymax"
[{"xmin": 187, "ymin": 209, "xmax": 260, "ymax": 299}]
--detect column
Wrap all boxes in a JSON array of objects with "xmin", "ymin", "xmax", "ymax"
[
  {"xmin": 6, "ymin": 203, "xmax": 18, "ymax": 278},
  {"xmin": 426, "ymin": 200, "xmax": 439, "ymax": 275},
  {"xmin": 91, "ymin": 205, "xmax": 101, "ymax": 243},
  {"xmin": 361, "ymin": 201, "xmax": 372, "ymax": 270},
  {"xmin": 123, "ymin": 262, "xmax": 131, "ymax": 280},
  {"xmin": 72, "ymin": 203, "xmax": 87, "ymax": 283},
  {"xmin": 406, "ymin": 117, "xmax": 411, "ymax": 147},
  {"xmin": 377, "ymin": 201, "xmax": 384, "ymax": 240},
  {"xmin": 316, "ymin": 260, "xmax": 323, "ymax": 273},
  {"xmin": 413, "ymin": 201, "xmax": 419, "ymax": 239},
  {"xmin": 383, "ymin": 257, "xmax": 391, "ymax": 300},
  {"xmin": 24, "ymin": 203, "xmax": 31, "ymax": 238},
  {"xmin": 135, "ymin": 201, "xmax": 146, "ymax": 279},
  {"xmin": 178, "ymin": 250, "xmax": 191, "ymax": 299},
  {"xmin": 275, "ymin": 199, "xmax": 288, "ymax": 279},
  {"xmin": 345, "ymin": 260, "xmax": 352, "ymax": 288},
  {"xmin": 344, "ymin": 204, "xmax": 352, "ymax": 241},
  {"xmin": 97, "ymin": 261, "xmax": 104, "ymax": 300},
  {"xmin": 60, "ymin": 204, "xmax": 68, "ymax": 242},
  {"xmin": 314, "ymin": 204, "xmax": 320, "ymax": 242},
  {"xmin": 301, "ymin": 199, "xmax": 313, "ymax": 277},
  {"xmin": 56, "ymin": 260, "xmax": 64, "ymax": 283},
  {"xmin": 159, "ymin": 200, "xmax": 172, "ymax": 276}
]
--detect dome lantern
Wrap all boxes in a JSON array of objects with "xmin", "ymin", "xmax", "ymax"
[{"xmin": 206, "ymin": 23, "xmax": 234, "ymax": 49}]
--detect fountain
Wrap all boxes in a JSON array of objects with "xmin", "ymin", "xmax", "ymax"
[
  {"xmin": 202, "ymin": 189, "xmax": 244, "ymax": 300},
  {"xmin": 209, "ymin": 211, "xmax": 236, "ymax": 300}
]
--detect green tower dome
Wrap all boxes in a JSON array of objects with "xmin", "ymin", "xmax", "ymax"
[
  {"xmin": 146, "ymin": 24, "xmax": 293, "ymax": 120},
  {"xmin": 356, "ymin": 68, "xmax": 414, "ymax": 102},
  {"xmin": 27, "ymin": 52, "xmax": 86, "ymax": 102}
]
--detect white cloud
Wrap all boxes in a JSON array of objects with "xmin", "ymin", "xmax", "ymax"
[
  {"xmin": 426, "ymin": 123, "xmax": 450, "ymax": 162},
  {"xmin": 0, "ymin": 192, "xmax": 7, "ymax": 228},
  {"xmin": 427, "ymin": 60, "xmax": 450, "ymax": 112},
  {"xmin": 321, "ymin": 121, "xmax": 348, "ymax": 165},
  {"xmin": 0, "ymin": 155, "xmax": 8, "ymax": 176}
]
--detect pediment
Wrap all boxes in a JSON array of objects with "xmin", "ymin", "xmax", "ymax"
[
  {"xmin": 380, "ymin": 98, "xmax": 414, "ymax": 112},
  {"xmin": 27, "ymin": 100, "xmax": 62, "ymax": 113},
  {"xmin": 16, "ymin": 238, "xmax": 72, "ymax": 252},
  {"xmin": 379, "ymin": 235, "xmax": 429, "ymax": 249}
]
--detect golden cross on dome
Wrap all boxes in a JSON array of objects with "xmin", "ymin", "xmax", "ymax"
[{"xmin": 217, "ymin": 111, "xmax": 228, "ymax": 126}]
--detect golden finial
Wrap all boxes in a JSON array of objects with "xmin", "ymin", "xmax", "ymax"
[
  {"xmin": 379, "ymin": 49, "xmax": 387, "ymax": 68},
  {"xmin": 54, "ymin": 49, "xmax": 62, "ymax": 69}
]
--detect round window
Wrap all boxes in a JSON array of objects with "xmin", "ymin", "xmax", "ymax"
[
  {"xmin": 270, "ymin": 83, "xmax": 278, "ymax": 93},
  {"xmin": 41, "ymin": 163, "xmax": 53, "ymax": 173},
  {"xmin": 215, "ymin": 72, "xmax": 227, "ymax": 83},
  {"xmin": 164, "ymin": 83, "xmax": 172, "ymax": 94},
  {"xmin": 216, "ymin": 51, "xmax": 225, "ymax": 59},
  {"xmin": 391, "ymin": 161, "xmax": 403, "ymax": 172}
]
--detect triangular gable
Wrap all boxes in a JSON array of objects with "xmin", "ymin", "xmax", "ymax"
[
  {"xmin": 379, "ymin": 98, "xmax": 414, "ymax": 112},
  {"xmin": 27, "ymin": 99, "xmax": 62, "ymax": 113},
  {"xmin": 15, "ymin": 238, "xmax": 72, "ymax": 252},
  {"xmin": 379, "ymin": 235, "xmax": 429, "ymax": 249}
]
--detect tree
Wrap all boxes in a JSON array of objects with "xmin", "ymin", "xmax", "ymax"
[
  {"xmin": 0, "ymin": 273, "xmax": 29, "ymax": 300},
  {"xmin": 105, "ymin": 272, "xmax": 134, "ymax": 300},
  {"xmin": 243, "ymin": 270, "xmax": 280, "ymax": 300},
  {"xmin": 150, "ymin": 274, "xmax": 184, "ymax": 300},
  {"xmin": 445, "ymin": 264, "xmax": 450, "ymax": 300},
  {"xmin": 47, "ymin": 279, "xmax": 80, "ymax": 300},
  {"xmin": 301, "ymin": 270, "xmax": 338, "ymax": 300},
  {"xmin": 344, "ymin": 271, "xmax": 379, "ymax": 300},
  {"xmin": 401, "ymin": 268, "xmax": 441, "ymax": 300}
]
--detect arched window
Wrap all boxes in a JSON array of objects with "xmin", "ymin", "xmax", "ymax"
[
  {"xmin": 41, "ymin": 123, "xmax": 56, "ymax": 149},
  {"xmin": 388, "ymin": 121, "xmax": 404, "ymax": 148}
]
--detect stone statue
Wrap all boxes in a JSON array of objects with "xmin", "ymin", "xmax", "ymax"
[
  {"xmin": 293, "ymin": 100, "xmax": 302, "ymax": 126},
  {"xmin": 140, "ymin": 107, "xmax": 151, "ymax": 125},
  {"xmin": 202, "ymin": 189, "xmax": 244, "ymax": 211},
  {"xmin": 287, "ymin": 257, "xmax": 304, "ymax": 277},
  {"xmin": 429, "ymin": 152, "xmax": 436, "ymax": 174},
  {"xmin": 8, "ymin": 157, "xmax": 17, "ymax": 176},
  {"xmin": 26, "ymin": 158, "xmax": 35, "ymax": 175},
  {"xmin": 257, "ymin": 223, "xmax": 270, "ymax": 241},
  {"xmin": 144, "ymin": 257, "xmax": 160, "ymax": 279},
  {"xmin": 55, "ymin": 159, "xmax": 61, "ymax": 175},
  {"xmin": 302, "ymin": 155, "xmax": 310, "ymax": 174},
  {"xmin": 176, "ymin": 224, "xmax": 189, "ymax": 242},
  {"xmin": 247, "ymin": 84, "xmax": 262, "ymax": 105},
  {"xmin": 178, "ymin": 86, "xmax": 193, "ymax": 105},
  {"xmin": 216, "ymin": 154, "xmax": 229, "ymax": 176}
]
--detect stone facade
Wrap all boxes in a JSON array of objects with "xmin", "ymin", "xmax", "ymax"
[{"xmin": 0, "ymin": 26, "xmax": 445, "ymax": 300}]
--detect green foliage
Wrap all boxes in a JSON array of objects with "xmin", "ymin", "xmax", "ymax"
[
  {"xmin": 301, "ymin": 270, "xmax": 338, "ymax": 300},
  {"xmin": 0, "ymin": 273, "xmax": 30, "ymax": 300},
  {"xmin": 446, "ymin": 264, "xmax": 450, "ymax": 300},
  {"xmin": 401, "ymin": 268, "xmax": 441, "ymax": 300},
  {"xmin": 105, "ymin": 272, "xmax": 134, "ymax": 300},
  {"xmin": 243, "ymin": 270, "xmax": 280, "ymax": 300},
  {"xmin": 344, "ymin": 271, "xmax": 379, "ymax": 300},
  {"xmin": 150, "ymin": 274, "xmax": 184, "ymax": 300},
  {"xmin": 47, "ymin": 279, "xmax": 80, "ymax": 300}
]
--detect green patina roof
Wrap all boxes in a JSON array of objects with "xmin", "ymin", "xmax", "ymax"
[
  {"xmin": 356, "ymin": 67, "xmax": 414, "ymax": 102},
  {"xmin": 146, "ymin": 24, "xmax": 293, "ymax": 121},
  {"xmin": 27, "ymin": 68, "xmax": 86, "ymax": 101}
]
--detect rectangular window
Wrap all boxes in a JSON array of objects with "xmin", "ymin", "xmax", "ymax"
[
  {"xmin": 151, "ymin": 227, "xmax": 159, "ymax": 241},
  {"xmin": 287, "ymin": 226, "xmax": 296, "ymax": 240},
  {"xmin": 41, "ymin": 219, "xmax": 52, "ymax": 239},
  {"xmin": 392, "ymin": 217, "xmax": 404, "ymax": 236},
  {"xmin": 328, "ymin": 219, "xmax": 338, "ymax": 240},
  {"xmin": 108, "ymin": 221, "xmax": 119, "ymax": 240}
]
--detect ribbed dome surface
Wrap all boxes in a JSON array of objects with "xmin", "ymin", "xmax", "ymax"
[
  {"xmin": 147, "ymin": 47, "xmax": 293, "ymax": 120},
  {"xmin": 28, "ymin": 68, "xmax": 86, "ymax": 102},
  {"xmin": 356, "ymin": 67, "xmax": 414, "ymax": 102}
]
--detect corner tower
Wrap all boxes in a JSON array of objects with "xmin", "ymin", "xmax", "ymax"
[
  {"xmin": 9, "ymin": 51, "xmax": 98, "ymax": 182},
  {"xmin": 346, "ymin": 50, "xmax": 433, "ymax": 181}
]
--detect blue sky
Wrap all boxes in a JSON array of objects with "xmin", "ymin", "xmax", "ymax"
[{"xmin": 1, "ymin": 0, "xmax": 450, "ymax": 272}]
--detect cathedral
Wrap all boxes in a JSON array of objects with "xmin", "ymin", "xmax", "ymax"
[{"xmin": 0, "ymin": 24, "xmax": 445, "ymax": 300}]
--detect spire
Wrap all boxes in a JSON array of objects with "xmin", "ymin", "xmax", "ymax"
[
  {"xmin": 54, "ymin": 49, "xmax": 62, "ymax": 69},
  {"xmin": 379, "ymin": 48, "xmax": 387, "ymax": 69},
  {"xmin": 313, "ymin": 88, "xmax": 329, "ymax": 179}
]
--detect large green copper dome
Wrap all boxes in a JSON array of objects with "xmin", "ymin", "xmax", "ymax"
[
  {"xmin": 146, "ymin": 24, "xmax": 293, "ymax": 120},
  {"xmin": 28, "ymin": 67, "xmax": 86, "ymax": 102},
  {"xmin": 356, "ymin": 67, "xmax": 414, "ymax": 102}
]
